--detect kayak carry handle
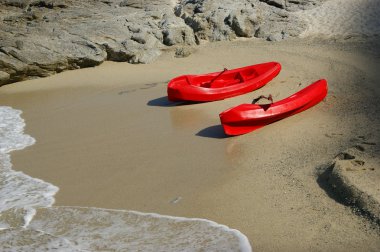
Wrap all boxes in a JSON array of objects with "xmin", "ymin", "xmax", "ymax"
[{"xmin": 252, "ymin": 94, "xmax": 273, "ymax": 104}]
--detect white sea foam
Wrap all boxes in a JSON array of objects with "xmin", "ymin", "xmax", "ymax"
[
  {"xmin": 0, "ymin": 107, "xmax": 58, "ymax": 229},
  {"xmin": 1, "ymin": 206, "xmax": 252, "ymax": 251},
  {"xmin": 0, "ymin": 106, "xmax": 252, "ymax": 251},
  {"xmin": 0, "ymin": 228, "xmax": 82, "ymax": 252},
  {"xmin": 0, "ymin": 107, "xmax": 35, "ymax": 154},
  {"xmin": 297, "ymin": 0, "xmax": 380, "ymax": 38},
  {"xmin": 28, "ymin": 206, "xmax": 252, "ymax": 252}
]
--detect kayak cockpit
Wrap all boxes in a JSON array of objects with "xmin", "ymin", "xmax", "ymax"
[
  {"xmin": 167, "ymin": 62, "xmax": 281, "ymax": 102},
  {"xmin": 187, "ymin": 69, "xmax": 259, "ymax": 89}
]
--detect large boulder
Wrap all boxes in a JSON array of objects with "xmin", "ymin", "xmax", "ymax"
[
  {"xmin": 160, "ymin": 15, "xmax": 197, "ymax": 46},
  {"xmin": 175, "ymin": 0, "xmax": 310, "ymax": 42},
  {"xmin": 0, "ymin": 0, "xmax": 193, "ymax": 85},
  {"xmin": 226, "ymin": 9, "xmax": 260, "ymax": 38}
]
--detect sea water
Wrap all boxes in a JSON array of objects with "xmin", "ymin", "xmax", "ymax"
[
  {"xmin": 0, "ymin": 106, "xmax": 251, "ymax": 251},
  {"xmin": 0, "ymin": 106, "xmax": 58, "ymax": 229}
]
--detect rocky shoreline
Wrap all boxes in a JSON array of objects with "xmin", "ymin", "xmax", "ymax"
[{"xmin": 0, "ymin": 0, "xmax": 326, "ymax": 85}]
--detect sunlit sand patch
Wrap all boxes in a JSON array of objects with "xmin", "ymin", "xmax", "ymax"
[{"xmin": 297, "ymin": 0, "xmax": 380, "ymax": 38}]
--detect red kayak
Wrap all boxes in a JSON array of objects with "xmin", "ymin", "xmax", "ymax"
[
  {"xmin": 167, "ymin": 62, "xmax": 281, "ymax": 102},
  {"xmin": 219, "ymin": 79, "xmax": 328, "ymax": 136}
]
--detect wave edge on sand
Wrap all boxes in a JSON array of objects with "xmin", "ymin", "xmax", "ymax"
[{"xmin": 0, "ymin": 106, "xmax": 252, "ymax": 251}]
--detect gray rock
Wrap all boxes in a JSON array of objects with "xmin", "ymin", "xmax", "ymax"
[
  {"xmin": 1, "ymin": 0, "xmax": 29, "ymax": 8},
  {"xmin": 129, "ymin": 48, "xmax": 161, "ymax": 64},
  {"xmin": 176, "ymin": 0, "xmax": 317, "ymax": 42},
  {"xmin": 119, "ymin": 0, "xmax": 144, "ymax": 8},
  {"xmin": 267, "ymin": 33, "xmax": 283, "ymax": 41},
  {"xmin": 260, "ymin": 0, "xmax": 327, "ymax": 11},
  {"xmin": 119, "ymin": 0, "xmax": 129, "ymax": 7},
  {"xmin": 227, "ymin": 9, "xmax": 259, "ymax": 37},
  {"xmin": 259, "ymin": 0, "xmax": 286, "ymax": 9},
  {"xmin": 0, "ymin": 0, "xmax": 327, "ymax": 85},
  {"xmin": 175, "ymin": 46, "xmax": 193, "ymax": 58},
  {"xmin": 0, "ymin": 71, "xmax": 10, "ymax": 85},
  {"xmin": 131, "ymin": 33, "xmax": 148, "ymax": 44},
  {"xmin": 160, "ymin": 15, "xmax": 196, "ymax": 46},
  {"xmin": 0, "ymin": 0, "xmax": 187, "ymax": 84}
]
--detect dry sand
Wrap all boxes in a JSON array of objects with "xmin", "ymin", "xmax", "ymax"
[
  {"xmin": 297, "ymin": 0, "xmax": 380, "ymax": 38},
  {"xmin": 1, "ymin": 36, "xmax": 380, "ymax": 250}
]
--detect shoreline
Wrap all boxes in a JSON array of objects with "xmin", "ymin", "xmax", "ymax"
[{"xmin": 1, "ymin": 38, "xmax": 380, "ymax": 250}]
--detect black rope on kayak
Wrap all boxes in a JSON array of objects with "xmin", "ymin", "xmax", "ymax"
[
  {"xmin": 252, "ymin": 94, "xmax": 273, "ymax": 104},
  {"xmin": 206, "ymin": 68, "xmax": 228, "ymax": 87}
]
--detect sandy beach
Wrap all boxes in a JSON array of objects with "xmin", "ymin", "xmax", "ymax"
[
  {"xmin": 1, "ymin": 35, "xmax": 380, "ymax": 250},
  {"xmin": 1, "ymin": 0, "xmax": 380, "ymax": 250}
]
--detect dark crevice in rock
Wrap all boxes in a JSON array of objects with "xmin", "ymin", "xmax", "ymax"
[
  {"xmin": 119, "ymin": 0, "xmax": 144, "ymax": 9},
  {"xmin": 0, "ymin": 47, "xmax": 8, "ymax": 55},
  {"xmin": 1, "ymin": 0, "xmax": 29, "ymax": 8},
  {"xmin": 30, "ymin": 1, "xmax": 54, "ymax": 9},
  {"xmin": 67, "ymin": 57, "xmax": 102, "ymax": 69},
  {"xmin": 103, "ymin": 43, "xmax": 132, "ymax": 62},
  {"xmin": 259, "ymin": 0, "xmax": 285, "ymax": 9}
]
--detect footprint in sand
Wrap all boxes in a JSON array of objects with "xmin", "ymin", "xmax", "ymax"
[
  {"xmin": 118, "ymin": 82, "xmax": 167, "ymax": 95},
  {"xmin": 353, "ymin": 145, "xmax": 365, "ymax": 152},
  {"xmin": 139, "ymin": 82, "xmax": 167, "ymax": 90},
  {"xmin": 325, "ymin": 133, "xmax": 344, "ymax": 138},
  {"xmin": 139, "ymin": 84, "xmax": 157, "ymax": 90},
  {"xmin": 118, "ymin": 89, "xmax": 137, "ymax": 95},
  {"xmin": 334, "ymin": 143, "xmax": 365, "ymax": 170},
  {"xmin": 335, "ymin": 152, "xmax": 355, "ymax": 160},
  {"xmin": 351, "ymin": 160, "xmax": 365, "ymax": 167},
  {"xmin": 349, "ymin": 136, "xmax": 377, "ymax": 147}
]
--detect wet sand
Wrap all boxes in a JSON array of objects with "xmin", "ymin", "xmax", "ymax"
[{"xmin": 1, "ymin": 38, "xmax": 380, "ymax": 250}]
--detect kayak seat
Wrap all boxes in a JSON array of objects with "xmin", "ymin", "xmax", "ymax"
[
  {"xmin": 209, "ymin": 74, "xmax": 242, "ymax": 88},
  {"xmin": 240, "ymin": 69, "xmax": 257, "ymax": 81},
  {"xmin": 237, "ymin": 72, "xmax": 246, "ymax": 82},
  {"xmin": 194, "ymin": 71, "xmax": 245, "ymax": 88},
  {"xmin": 188, "ymin": 76, "xmax": 210, "ymax": 87},
  {"xmin": 199, "ymin": 80, "xmax": 212, "ymax": 88}
]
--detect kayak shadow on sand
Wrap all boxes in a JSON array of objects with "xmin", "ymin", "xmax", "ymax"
[
  {"xmin": 147, "ymin": 96, "xmax": 203, "ymax": 107},
  {"xmin": 196, "ymin": 125, "xmax": 230, "ymax": 139}
]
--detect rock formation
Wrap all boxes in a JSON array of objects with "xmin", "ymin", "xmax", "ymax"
[{"xmin": 0, "ymin": 0, "xmax": 326, "ymax": 85}]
